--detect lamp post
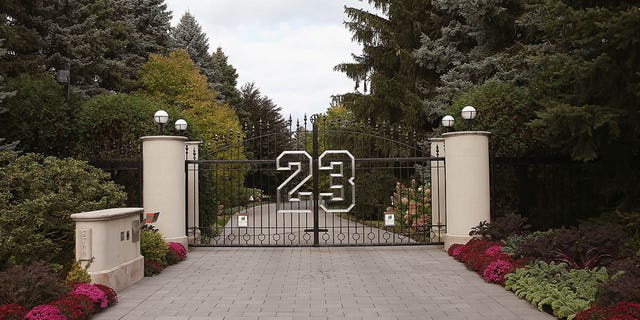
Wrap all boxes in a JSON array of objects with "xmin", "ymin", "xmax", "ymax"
[
  {"xmin": 461, "ymin": 105, "xmax": 478, "ymax": 131},
  {"xmin": 154, "ymin": 110, "xmax": 169, "ymax": 135},
  {"xmin": 441, "ymin": 115, "xmax": 455, "ymax": 132},
  {"xmin": 174, "ymin": 119, "xmax": 188, "ymax": 136},
  {"xmin": 56, "ymin": 62, "xmax": 71, "ymax": 150}
]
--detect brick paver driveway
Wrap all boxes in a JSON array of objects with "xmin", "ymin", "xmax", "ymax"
[{"xmin": 95, "ymin": 246, "xmax": 553, "ymax": 320}]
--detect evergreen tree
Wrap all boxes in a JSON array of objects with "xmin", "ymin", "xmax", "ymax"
[
  {"xmin": 170, "ymin": 12, "xmax": 215, "ymax": 83},
  {"xmin": 335, "ymin": 0, "xmax": 435, "ymax": 131},
  {"xmin": 0, "ymin": 0, "xmax": 172, "ymax": 94},
  {"xmin": 210, "ymin": 47, "xmax": 242, "ymax": 108},
  {"xmin": 239, "ymin": 82, "xmax": 291, "ymax": 159},
  {"xmin": 0, "ymin": 40, "xmax": 17, "ymax": 152},
  {"xmin": 413, "ymin": 0, "xmax": 523, "ymax": 119}
]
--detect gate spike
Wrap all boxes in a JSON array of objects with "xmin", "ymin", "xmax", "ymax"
[{"xmin": 303, "ymin": 114, "xmax": 307, "ymax": 129}]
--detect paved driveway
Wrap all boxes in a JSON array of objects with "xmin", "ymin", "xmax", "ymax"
[{"xmin": 95, "ymin": 246, "xmax": 554, "ymax": 320}]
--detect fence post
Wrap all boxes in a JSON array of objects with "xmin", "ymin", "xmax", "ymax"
[
  {"xmin": 185, "ymin": 141, "xmax": 202, "ymax": 244},
  {"xmin": 429, "ymin": 138, "xmax": 446, "ymax": 243},
  {"xmin": 442, "ymin": 131, "xmax": 491, "ymax": 250},
  {"xmin": 141, "ymin": 136, "xmax": 188, "ymax": 249}
]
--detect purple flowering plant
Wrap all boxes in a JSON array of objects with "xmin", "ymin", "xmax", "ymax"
[
  {"xmin": 23, "ymin": 305, "xmax": 67, "ymax": 320},
  {"xmin": 70, "ymin": 284, "xmax": 108, "ymax": 309}
]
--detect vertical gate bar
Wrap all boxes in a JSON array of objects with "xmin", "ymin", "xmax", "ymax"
[
  {"xmin": 185, "ymin": 149, "xmax": 189, "ymax": 243},
  {"xmin": 312, "ymin": 115, "xmax": 320, "ymax": 246}
]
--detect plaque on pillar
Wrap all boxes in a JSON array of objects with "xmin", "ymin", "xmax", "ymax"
[{"xmin": 78, "ymin": 228, "xmax": 92, "ymax": 261}]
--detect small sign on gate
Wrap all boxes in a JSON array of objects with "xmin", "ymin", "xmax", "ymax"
[
  {"xmin": 384, "ymin": 213, "xmax": 395, "ymax": 226},
  {"xmin": 238, "ymin": 214, "xmax": 248, "ymax": 227}
]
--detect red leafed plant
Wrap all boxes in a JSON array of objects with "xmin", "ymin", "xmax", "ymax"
[
  {"xmin": 49, "ymin": 295, "xmax": 86, "ymax": 320},
  {"xmin": 574, "ymin": 301, "xmax": 640, "ymax": 320},
  {"xmin": 448, "ymin": 243, "xmax": 464, "ymax": 257},
  {"xmin": 0, "ymin": 304, "xmax": 28, "ymax": 320},
  {"xmin": 93, "ymin": 284, "xmax": 118, "ymax": 307},
  {"xmin": 70, "ymin": 284, "xmax": 108, "ymax": 309}
]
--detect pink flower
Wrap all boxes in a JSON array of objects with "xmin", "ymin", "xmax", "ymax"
[
  {"xmin": 24, "ymin": 305, "xmax": 67, "ymax": 320},
  {"xmin": 484, "ymin": 245, "xmax": 504, "ymax": 256},
  {"xmin": 168, "ymin": 242, "xmax": 187, "ymax": 261},
  {"xmin": 482, "ymin": 260, "xmax": 515, "ymax": 285},
  {"xmin": 452, "ymin": 245, "xmax": 464, "ymax": 259},
  {"xmin": 70, "ymin": 284, "xmax": 108, "ymax": 309}
]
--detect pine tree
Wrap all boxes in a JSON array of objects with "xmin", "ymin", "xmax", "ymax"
[
  {"xmin": 170, "ymin": 12, "xmax": 215, "ymax": 83},
  {"xmin": 335, "ymin": 0, "xmax": 435, "ymax": 131},
  {"xmin": 0, "ymin": 0, "xmax": 172, "ymax": 93},
  {"xmin": 210, "ymin": 47, "xmax": 242, "ymax": 108},
  {"xmin": 0, "ymin": 40, "xmax": 17, "ymax": 152},
  {"xmin": 239, "ymin": 82, "xmax": 291, "ymax": 160}
]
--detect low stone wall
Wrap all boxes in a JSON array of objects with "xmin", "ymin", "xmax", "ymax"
[{"xmin": 71, "ymin": 207, "xmax": 144, "ymax": 292}]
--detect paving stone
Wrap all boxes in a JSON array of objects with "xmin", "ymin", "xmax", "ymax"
[{"xmin": 94, "ymin": 246, "xmax": 554, "ymax": 320}]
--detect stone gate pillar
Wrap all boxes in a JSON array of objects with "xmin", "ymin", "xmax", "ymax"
[
  {"xmin": 429, "ymin": 138, "xmax": 446, "ymax": 243},
  {"xmin": 141, "ymin": 136, "xmax": 188, "ymax": 249},
  {"xmin": 442, "ymin": 131, "xmax": 491, "ymax": 250}
]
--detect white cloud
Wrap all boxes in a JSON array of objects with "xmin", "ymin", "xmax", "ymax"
[{"xmin": 164, "ymin": 0, "xmax": 375, "ymax": 121}]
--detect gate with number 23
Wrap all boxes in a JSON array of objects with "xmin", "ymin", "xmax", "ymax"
[{"xmin": 186, "ymin": 115, "xmax": 445, "ymax": 247}]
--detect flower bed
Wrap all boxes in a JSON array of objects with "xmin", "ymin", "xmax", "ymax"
[
  {"xmin": 0, "ymin": 283, "xmax": 117, "ymax": 320},
  {"xmin": 448, "ymin": 213, "xmax": 640, "ymax": 320}
]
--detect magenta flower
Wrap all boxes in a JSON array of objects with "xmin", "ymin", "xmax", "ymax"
[
  {"xmin": 70, "ymin": 284, "xmax": 109, "ymax": 309},
  {"xmin": 484, "ymin": 245, "xmax": 504, "ymax": 257},
  {"xmin": 24, "ymin": 305, "xmax": 67, "ymax": 320},
  {"xmin": 482, "ymin": 259, "xmax": 514, "ymax": 285},
  {"xmin": 452, "ymin": 245, "xmax": 464, "ymax": 259}
]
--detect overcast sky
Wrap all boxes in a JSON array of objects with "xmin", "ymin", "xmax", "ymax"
[{"xmin": 164, "ymin": 0, "xmax": 377, "ymax": 122}]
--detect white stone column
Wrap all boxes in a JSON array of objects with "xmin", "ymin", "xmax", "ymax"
[
  {"xmin": 429, "ymin": 138, "xmax": 446, "ymax": 243},
  {"xmin": 186, "ymin": 141, "xmax": 202, "ymax": 243},
  {"xmin": 442, "ymin": 131, "xmax": 491, "ymax": 250},
  {"xmin": 141, "ymin": 136, "xmax": 188, "ymax": 249}
]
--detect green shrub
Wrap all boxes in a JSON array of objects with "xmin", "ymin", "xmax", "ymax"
[
  {"xmin": 0, "ymin": 263, "xmax": 69, "ymax": 310},
  {"xmin": 65, "ymin": 260, "xmax": 92, "ymax": 285},
  {"xmin": 0, "ymin": 74, "xmax": 78, "ymax": 156},
  {"xmin": 74, "ymin": 93, "xmax": 198, "ymax": 159},
  {"xmin": 505, "ymin": 261, "xmax": 616, "ymax": 319},
  {"xmin": 140, "ymin": 225, "xmax": 168, "ymax": 268},
  {"xmin": 0, "ymin": 151, "xmax": 127, "ymax": 272}
]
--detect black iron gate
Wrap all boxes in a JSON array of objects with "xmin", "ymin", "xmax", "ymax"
[{"xmin": 186, "ymin": 115, "xmax": 445, "ymax": 246}]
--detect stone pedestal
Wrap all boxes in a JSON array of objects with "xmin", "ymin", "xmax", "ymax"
[
  {"xmin": 141, "ymin": 136, "xmax": 188, "ymax": 249},
  {"xmin": 442, "ymin": 131, "xmax": 491, "ymax": 250},
  {"xmin": 71, "ymin": 208, "xmax": 144, "ymax": 292}
]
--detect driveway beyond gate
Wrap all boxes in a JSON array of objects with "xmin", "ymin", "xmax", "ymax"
[{"xmin": 95, "ymin": 247, "xmax": 553, "ymax": 320}]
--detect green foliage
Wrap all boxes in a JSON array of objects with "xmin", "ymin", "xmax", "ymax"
[
  {"xmin": 0, "ymin": 263, "xmax": 69, "ymax": 310},
  {"xmin": 140, "ymin": 49, "xmax": 215, "ymax": 109},
  {"xmin": 447, "ymin": 82, "xmax": 541, "ymax": 156},
  {"xmin": 469, "ymin": 214, "xmax": 530, "ymax": 241},
  {"xmin": 336, "ymin": 0, "xmax": 432, "ymax": 131},
  {"xmin": 65, "ymin": 260, "xmax": 92, "ymax": 285},
  {"xmin": 505, "ymin": 261, "xmax": 615, "ymax": 319},
  {"xmin": 170, "ymin": 12, "xmax": 214, "ymax": 82},
  {"xmin": 74, "ymin": 93, "xmax": 198, "ymax": 158},
  {"xmin": 0, "ymin": 151, "xmax": 126, "ymax": 272},
  {"xmin": 501, "ymin": 231, "xmax": 547, "ymax": 258},
  {"xmin": 140, "ymin": 225, "xmax": 168, "ymax": 267},
  {"xmin": 352, "ymin": 171, "xmax": 396, "ymax": 221},
  {"xmin": 0, "ymin": 0, "xmax": 171, "ymax": 93},
  {"xmin": 0, "ymin": 74, "xmax": 76, "ymax": 156}
]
